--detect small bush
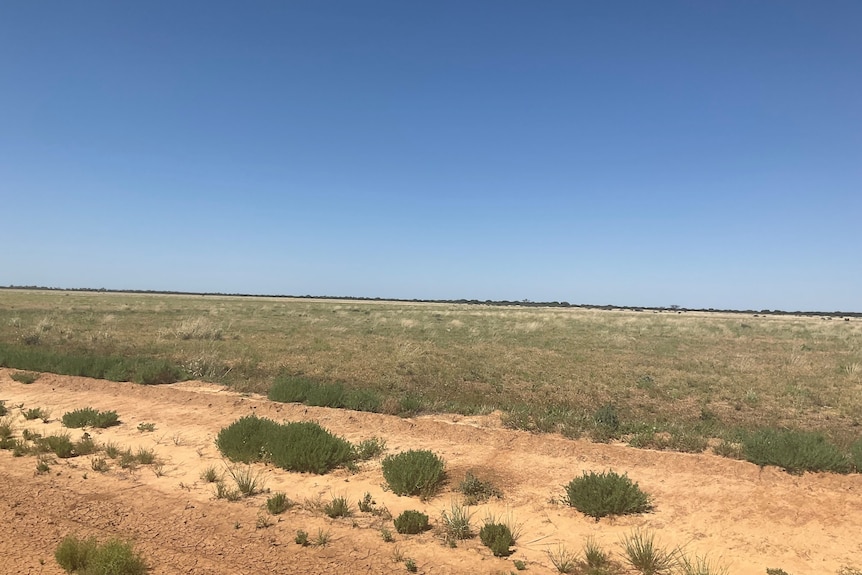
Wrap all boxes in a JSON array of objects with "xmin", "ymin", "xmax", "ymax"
[
  {"xmin": 214, "ymin": 480, "xmax": 241, "ymax": 501},
  {"xmin": 306, "ymin": 382, "xmax": 346, "ymax": 408},
  {"xmin": 11, "ymin": 371, "xmax": 39, "ymax": 384},
  {"xmin": 479, "ymin": 522, "xmax": 514, "ymax": 557},
  {"xmin": 135, "ymin": 447, "xmax": 156, "ymax": 465},
  {"xmin": 563, "ymin": 470, "xmax": 652, "ymax": 520},
  {"xmin": 136, "ymin": 422, "xmax": 156, "ymax": 433},
  {"xmin": 55, "ymin": 535, "xmax": 146, "ymax": 575},
  {"xmin": 295, "ymin": 529, "xmax": 309, "ymax": 546},
  {"xmin": 405, "ymin": 558, "xmax": 417, "ymax": 572},
  {"xmin": 200, "ymin": 465, "xmax": 221, "ymax": 483},
  {"xmin": 381, "ymin": 450, "xmax": 445, "ymax": 499},
  {"xmin": 266, "ymin": 492, "xmax": 292, "ymax": 515},
  {"xmin": 354, "ymin": 437, "xmax": 387, "ymax": 460},
  {"xmin": 742, "ymin": 428, "xmax": 851, "ymax": 474},
  {"xmin": 227, "ymin": 465, "xmax": 265, "ymax": 496},
  {"xmin": 324, "ymin": 495, "xmax": 352, "ymax": 518},
  {"xmin": 547, "ymin": 544, "xmax": 578, "ymax": 574},
  {"xmin": 91, "ymin": 457, "xmax": 109, "ymax": 472},
  {"xmin": 594, "ymin": 403, "xmax": 620, "ymax": 431},
  {"xmin": 344, "ymin": 388, "xmax": 382, "ymax": 412},
  {"xmin": 583, "ymin": 536, "xmax": 611, "ymax": 569},
  {"xmin": 23, "ymin": 407, "xmax": 47, "ymax": 421},
  {"xmin": 74, "ymin": 435, "xmax": 98, "ymax": 456},
  {"xmin": 458, "ymin": 471, "xmax": 501, "ymax": 505},
  {"xmin": 216, "ymin": 415, "xmax": 355, "ymax": 474},
  {"xmin": 41, "ymin": 433, "xmax": 75, "ymax": 458},
  {"xmin": 394, "ymin": 510, "xmax": 429, "ymax": 534},
  {"xmin": 62, "ymin": 407, "xmax": 120, "ymax": 429}
]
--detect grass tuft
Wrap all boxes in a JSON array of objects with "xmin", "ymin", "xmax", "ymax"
[
  {"xmin": 741, "ymin": 428, "xmax": 851, "ymax": 474},
  {"xmin": 620, "ymin": 529, "xmax": 677, "ymax": 575}
]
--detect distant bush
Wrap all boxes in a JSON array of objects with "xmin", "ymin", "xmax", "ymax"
[
  {"xmin": 563, "ymin": 471, "xmax": 652, "ymax": 520},
  {"xmin": 381, "ymin": 450, "xmax": 445, "ymax": 499},
  {"xmin": 741, "ymin": 428, "xmax": 851, "ymax": 474},
  {"xmin": 40, "ymin": 433, "xmax": 75, "ymax": 458},
  {"xmin": 216, "ymin": 415, "xmax": 354, "ymax": 474},
  {"xmin": 62, "ymin": 407, "xmax": 120, "ymax": 429},
  {"xmin": 268, "ymin": 375, "xmax": 383, "ymax": 413},
  {"xmin": 268, "ymin": 375, "xmax": 314, "ymax": 403},
  {"xmin": 394, "ymin": 510, "xmax": 429, "ymax": 534},
  {"xmin": 55, "ymin": 535, "xmax": 146, "ymax": 575}
]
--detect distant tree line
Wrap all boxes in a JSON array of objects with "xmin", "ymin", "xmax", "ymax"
[{"xmin": 2, "ymin": 285, "xmax": 859, "ymax": 317}]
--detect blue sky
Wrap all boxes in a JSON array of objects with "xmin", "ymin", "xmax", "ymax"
[{"xmin": 2, "ymin": 2, "xmax": 860, "ymax": 311}]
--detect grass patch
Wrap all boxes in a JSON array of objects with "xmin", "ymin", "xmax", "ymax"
[
  {"xmin": 23, "ymin": 407, "xmax": 48, "ymax": 421},
  {"xmin": 354, "ymin": 437, "xmax": 387, "ymax": 460},
  {"xmin": 11, "ymin": 370, "xmax": 39, "ymax": 384},
  {"xmin": 61, "ymin": 407, "xmax": 120, "ymax": 429},
  {"xmin": 440, "ymin": 500, "xmax": 473, "ymax": 542},
  {"xmin": 546, "ymin": 544, "xmax": 578, "ymax": 574},
  {"xmin": 394, "ymin": 510, "xmax": 429, "ymax": 534},
  {"xmin": 620, "ymin": 529, "xmax": 677, "ymax": 575},
  {"xmin": 563, "ymin": 470, "xmax": 652, "ymax": 520},
  {"xmin": 266, "ymin": 492, "xmax": 293, "ymax": 514},
  {"xmin": 40, "ymin": 433, "xmax": 75, "ymax": 458},
  {"xmin": 268, "ymin": 375, "xmax": 383, "ymax": 413},
  {"xmin": 0, "ymin": 342, "xmax": 184, "ymax": 384},
  {"xmin": 324, "ymin": 495, "xmax": 352, "ymax": 518},
  {"xmin": 741, "ymin": 428, "xmax": 852, "ymax": 474},
  {"xmin": 216, "ymin": 414, "xmax": 355, "ymax": 474},
  {"xmin": 458, "ymin": 471, "xmax": 501, "ymax": 505},
  {"xmin": 381, "ymin": 449, "xmax": 445, "ymax": 499},
  {"xmin": 479, "ymin": 521, "xmax": 514, "ymax": 557},
  {"xmin": 55, "ymin": 535, "xmax": 146, "ymax": 575}
]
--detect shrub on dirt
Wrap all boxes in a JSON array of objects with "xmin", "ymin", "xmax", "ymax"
[
  {"xmin": 354, "ymin": 437, "xmax": 386, "ymax": 460},
  {"xmin": 40, "ymin": 433, "xmax": 75, "ymax": 458},
  {"xmin": 741, "ymin": 428, "xmax": 851, "ymax": 474},
  {"xmin": 56, "ymin": 535, "xmax": 146, "ymax": 575},
  {"xmin": 381, "ymin": 450, "xmax": 445, "ymax": 499},
  {"xmin": 620, "ymin": 529, "xmax": 677, "ymax": 575},
  {"xmin": 11, "ymin": 371, "xmax": 39, "ymax": 384},
  {"xmin": 23, "ymin": 407, "xmax": 48, "ymax": 421},
  {"xmin": 266, "ymin": 492, "xmax": 292, "ymax": 514},
  {"xmin": 324, "ymin": 495, "xmax": 352, "ymax": 518},
  {"xmin": 394, "ymin": 510, "xmax": 429, "ymax": 534},
  {"xmin": 61, "ymin": 407, "xmax": 120, "ymax": 429},
  {"xmin": 458, "ymin": 471, "xmax": 501, "ymax": 505},
  {"xmin": 563, "ymin": 470, "xmax": 652, "ymax": 520},
  {"xmin": 479, "ymin": 522, "xmax": 514, "ymax": 557},
  {"xmin": 440, "ymin": 500, "xmax": 474, "ymax": 542},
  {"xmin": 216, "ymin": 415, "xmax": 354, "ymax": 474},
  {"xmin": 343, "ymin": 388, "xmax": 382, "ymax": 412}
]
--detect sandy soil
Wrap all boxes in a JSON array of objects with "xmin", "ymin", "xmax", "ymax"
[{"xmin": 1, "ymin": 369, "xmax": 860, "ymax": 575}]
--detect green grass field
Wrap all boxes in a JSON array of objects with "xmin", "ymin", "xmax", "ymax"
[{"xmin": 1, "ymin": 289, "xmax": 860, "ymax": 458}]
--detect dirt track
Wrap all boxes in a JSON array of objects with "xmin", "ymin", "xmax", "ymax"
[{"xmin": 1, "ymin": 369, "xmax": 861, "ymax": 574}]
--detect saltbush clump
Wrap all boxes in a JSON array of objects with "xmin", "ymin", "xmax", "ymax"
[
  {"xmin": 563, "ymin": 470, "xmax": 652, "ymax": 520},
  {"xmin": 216, "ymin": 415, "xmax": 354, "ymax": 474},
  {"xmin": 394, "ymin": 510, "xmax": 429, "ymax": 534},
  {"xmin": 55, "ymin": 535, "xmax": 146, "ymax": 575},
  {"xmin": 61, "ymin": 407, "xmax": 120, "ymax": 429},
  {"xmin": 479, "ymin": 522, "xmax": 514, "ymax": 557},
  {"xmin": 381, "ymin": 449, "xmax": 445, "ymax": 499}
]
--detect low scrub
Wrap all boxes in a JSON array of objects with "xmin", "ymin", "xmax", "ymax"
[
  {"xmin": 216, "ymin": 415, "xmax": 354, "ymax": 474},
  {"xmin": 268, "ymin": 375, "xmax": 383, "ymax": 413},
  {"xmin": 62, "ymin": 407, "xmax": 120, "ymax": 429},
  {"xmin": 563, "ymin": 470, "xmax": 652, "ymax": 520},
  {"xmin": 381, "ymin": 449, "xmax": 445, "ymax": 499},
  {"xmin": 266, "ymin": 492, "xmax": 292, "ymax": 515},
  {"xmin": 40, "ymin": 433, "xmax": 75, "ymax": 458},
  {"xmin": 741, "ymin": 428, "xmax": 851, "ymax": 474},
  {"xmin": 479, "ymin": 522, "xmax": 514, "ymax": 557},
  {"xmin": 394, "ymin": 510, "xmax": 429, "ymax": 534},
  {"xmin": 55, "ymin": 534, "xmax": 146, "ymax": 575},
  {"xmin": 458, "ymin": 471, "xmax": 501, "ymax": 505},
  {"xmin": 0, "ymin": 343, "xmax": 184, "ymax": 384},
  {"xmin": 11, "ymin": 371, "xmax": 39, "ymax": 384}
]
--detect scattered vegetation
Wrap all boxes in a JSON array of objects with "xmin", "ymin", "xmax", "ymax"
[
  {"xmin": 440, "ymin": 500, "xmax": 473, "ymax": 543},
  {"xmin": 268, "ymin": 374, "xmax": 383, "ymax": 413},
  {"xmin": 294, "ymin": 529, "xmax": 309, "ymax": 546},
  {"xmin": 55, "ymin": 534, "xmax": 146, "ymax": 575},
  {"xmin": 200, "ymin": 465, "xmax": 221, "ymax": 483},
  {"xmin": 394, "ymin": 510, "xmax": 430, "ymax": 534},
  {"xmin": 22, "ymin": 407, "xmax": 48, "ymax": 421},
  {"xmin": 478, "ymin": 521, "xmax": 514, "ymax": 557},
  {"xmin": 563, "ymin": 471, "xmax": 652, "ymax": 520},
  {"xmin": 546, "ymin": 544, "xmax": 578, "ymax": 574},
  {"xmin": 136, "ymin": 422, "xmax": 156, "ymax": 432},
  {"xmin": 381, "ymin": 449, "xmax": 445, "ymax": 499},
  {"xmin": 61, "ymin": 407, "xmax": 120, "ymax": 429},
  {"xmin": 216, "ymin": 415, "xmax": 355, "ymax": 474},
  {"xmin": 324, "ymin": 495, "xmax": 352, "ymax": 518},
  {"xmin": 354, "ymin": 437, "xmax": 387, "ymax": 460},
  {"xmin": 226, "ymin": 464, "xmax": 266, "ymax": 497}
]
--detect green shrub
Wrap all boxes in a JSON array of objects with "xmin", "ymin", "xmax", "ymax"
[
  {"xmin": 11, "ymin": 371, "xmax": 39, "ymax": 384},
  {"xmin": 620, "ymin": 529, "xmax": 677, "ymax": 575},
  {"xmin": 343, "ymin": 388, "xmax": 382, "ymax": 412},
  {"xmin": 458, "ymin": 471, "xmax": 501, "ymax": 505},
  {"xmin": 61, "ymin": 407, "xmax": 120, "ymax": 429},
  {"xmin": 354, "ymin": 437, "xmax": 386, "ymax": 460},
  {"xmin": 440, "ymin": 500, "xmax": 473, "ymax": 542},
  {"xmin": 381, "ymin": 450, "xmax": 445, "ymax": 499},
  {"xmin": 55, "ymin": 535, "xmax": 97, "ymax": 572},
  {"xmin": 266, "ymin": 492, "xmax": 292, "ymax": 514},
  {"xmin": 41, "ymin": 433, "xmax": 75, "ymax": 458},
  {"xmin": 74, "ymin": 435, "xmax": 98, "ymax": 456},
  {"xmin": 216, "ymin": 415, "xmax": 354, "ymax": 474},
  {"xmin": 324, "ymin": 495, "xmax": 352, "ymax": 518},
  {"xmin": 306, "ymin": 382, "xmax": 346, "ymax": 408},
  {"xmin": 294, "ymin": 529, "xmax": 309, "ymax": 546},
  {"xmin": 479, "ymin": 522, "xmax": 514, "ymax": 557},
  {"xmin": 23, "ymin": 407, "xmax": 47, "ymax": 420},
  {"xmin": 741, "ymin": 428, "xmax": 851, "ymax": 474},
  {"xmin": 394, "ymin": 510, "xmax": 429, "ymax": 534},
  {"xmin": 268, "ymin": 376, "xmax": 314, "ymax": 403},
  {"xmin": 55, "ymin": 535, "xmax": 145, "ymax": 575},
  {"xmin": 563, "ymin": 470, "xmax": 652, "ymax": 520}
]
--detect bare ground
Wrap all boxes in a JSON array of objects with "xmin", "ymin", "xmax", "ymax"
[{"xmin": 1, "ymin": 369, "xmax": 860, "ymax": 575}]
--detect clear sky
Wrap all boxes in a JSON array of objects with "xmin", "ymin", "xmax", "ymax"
[{"xmin": 2, "ymin": 2, "xmax": 860, "ymax": 311}]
